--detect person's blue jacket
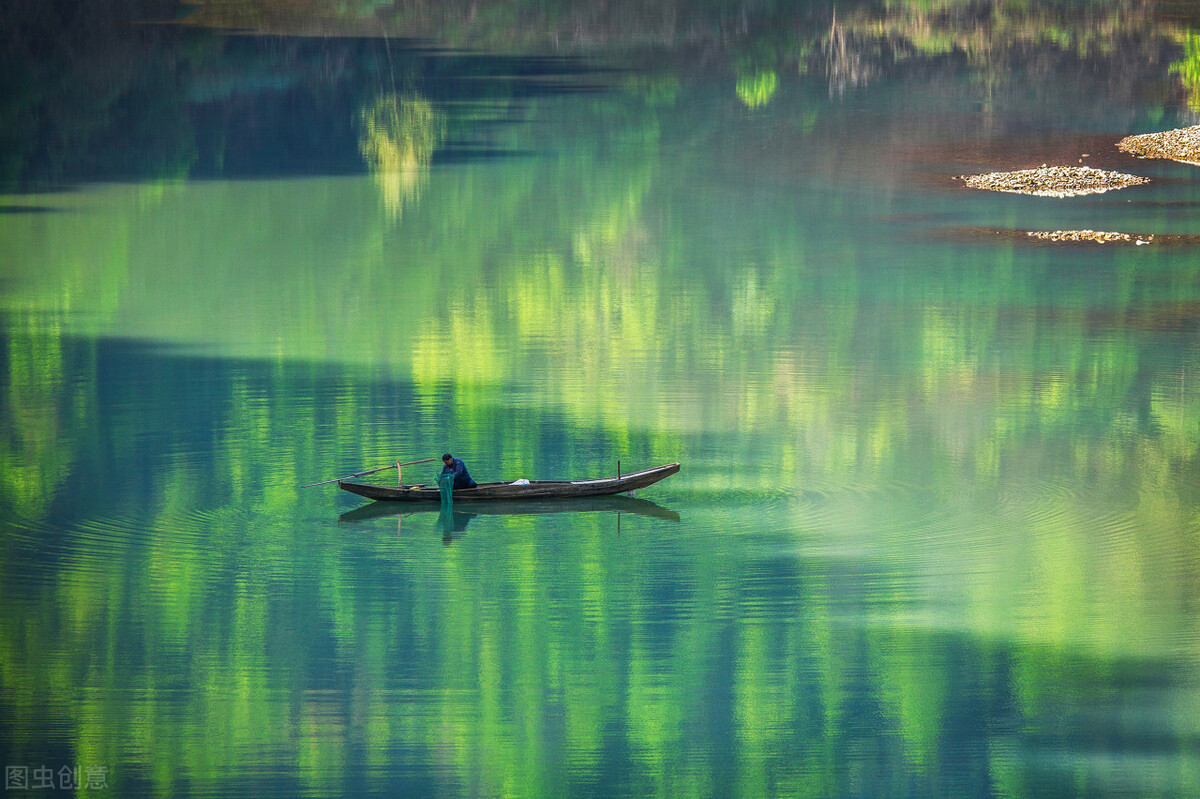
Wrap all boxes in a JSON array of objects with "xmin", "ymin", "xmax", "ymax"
[{"xmin": 441, "ymin": 457, "xmax": 477, "ymax": 489}]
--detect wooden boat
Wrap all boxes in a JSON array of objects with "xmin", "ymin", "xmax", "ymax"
[{"xmin": 339, "ymin": 462, "xmax": 680, "ymax": 502}]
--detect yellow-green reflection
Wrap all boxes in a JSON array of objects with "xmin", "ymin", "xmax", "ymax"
[
  {"xmin": 736, "ymin": 70, "xmax": 778, "ymax": 109},
  {"xmin": 5, "ymin": 6, "xmax": 1200, "ymax": 798},
  {"xmin": 5, "ymin": 169, "xmax": 1200, "ymax": 796},
  {"xmin": 1171, "ymin": 30, "xmax": 1200, "ymax": 112},
  {"xmin": 358, "ymin": 93, "xmax": 446, "ymax": 220}
]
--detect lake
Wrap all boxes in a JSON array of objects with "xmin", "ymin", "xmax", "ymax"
[{"xmin": 3, "ymin": 1, "xmax": 1200, "ymax": 796}]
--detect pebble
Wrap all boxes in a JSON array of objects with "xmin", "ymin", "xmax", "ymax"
[
  {"xmin": 1026, "ymin": 229, "xmax": 1154, "ymax": 245},
  {"xmin": 959, "ymin": 166, "xmax": 1149, "ymax": 197}
]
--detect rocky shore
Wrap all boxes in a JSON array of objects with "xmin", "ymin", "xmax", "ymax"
[{"xmin": 1118, "ymin": 125, "xmax": 1200, "ymax": 165}]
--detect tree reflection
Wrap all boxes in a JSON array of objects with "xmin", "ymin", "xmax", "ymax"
[
  {"xmin": 5, "ymin": 2, "xmax": 1200, "ymax": 797},
  {"xmin": 358, "ymin": 93, "xmax": 446, "ymax": 220},
  {"xmin": 736, "ymin": 69, "xmax": 778, "ymax": 109},
  {"xmin": 4, "ymin": 147, "xmax": 1200, "ymax": 795}
]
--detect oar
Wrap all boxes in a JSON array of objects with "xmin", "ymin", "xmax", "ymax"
[{"xmin": 302, "ymin": 458, "xmax": 437, "ymax": 488}]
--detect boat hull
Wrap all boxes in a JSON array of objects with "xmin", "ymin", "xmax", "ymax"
[{"xmin": 339, "ymin": 462, "xmax": 680, "ymax": 502}]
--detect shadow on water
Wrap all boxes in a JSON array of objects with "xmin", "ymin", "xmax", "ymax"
[
  {"xmin": 0, "ymin": 0, "xmax": 622, "ymax": 191},
  {"xmin": 0, "ymin": 205, "xmax": 62, "ymax": 214},
  {"xmin": 338, "ymin": 494, "xmax": 681, "ymax": 524}
]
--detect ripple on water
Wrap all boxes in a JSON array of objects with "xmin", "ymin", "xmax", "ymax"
[
  {"xmin": 788, "ymin": 478, "xmax": 945, "ymax": 534},
  {"xmin": 993, "ymin": 475, "xmax": 1078, "ymax": 521},
  {"xmin": 1, "ymin": 503, "xmax": 275, "ymax": 587},
  {"xmin": 722, "ymin": 474, "xmax": 1151, "ymax": 579},
  {"xmin": 993, "ymin": 477, "xmax": 1145, "ymax": 542},
  {"xmin": 664, "ymin": 479, "xmax": 987, "ymax": 572}
]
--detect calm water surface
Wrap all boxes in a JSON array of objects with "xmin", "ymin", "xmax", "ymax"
[{"xmin": 3, "ymin": 2, "xmax": 1200, "ymax": 796}]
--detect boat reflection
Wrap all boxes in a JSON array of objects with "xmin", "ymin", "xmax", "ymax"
[
  {"xmin": 338, "ymin": 494, "xmax": 682, "ymax": 524},
  {"xmin": 437, "ymin": 509, "xmax": 473, "ymax": 544}
]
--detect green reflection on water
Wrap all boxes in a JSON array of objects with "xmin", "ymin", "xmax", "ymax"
[
  {"xmin": 358, "ymin": 93, "xmax": 446, "ymax": 221},
  {"xmin": 5, "ymin": 5, "xmax": 1200, "ymax": 798}
]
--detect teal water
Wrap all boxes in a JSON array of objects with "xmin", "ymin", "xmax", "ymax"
[{"xmin": 4, "ymin": 2, "xmax": 1200, "ymax": 796}]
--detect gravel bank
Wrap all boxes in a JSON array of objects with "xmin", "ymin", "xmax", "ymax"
[
  {"xmin": 960, "ymin": 165, "xmax": 1149, "ymax": 197},
  {"xmin": 1027, "ymin": 230, "xmax": 1153, "ymax": 244},
  {"xmin": 1118, "ymin": 125, "xmax": 1200, "ymax": 165}
]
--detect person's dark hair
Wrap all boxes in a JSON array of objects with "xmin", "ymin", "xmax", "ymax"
[{"xmin": 442, "ymin": 453, "xmax": 453, "ymax": 461}]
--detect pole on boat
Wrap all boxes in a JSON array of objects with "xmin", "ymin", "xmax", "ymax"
[
  {"xmin": 301, "ymin": 457, "xmax": 437, "ymax": 488},
  {"xmin": 617, "ymin": 459, "xmax": 621, "ymax": 480}
]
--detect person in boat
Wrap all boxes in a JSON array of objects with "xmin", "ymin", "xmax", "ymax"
[{"xmin": 441, "ymin": 453, "xmax": 477, "ymax": 489}]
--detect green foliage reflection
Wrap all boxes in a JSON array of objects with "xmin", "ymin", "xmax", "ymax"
[
  {"xmin": 1170, "ymin": 30, "xmax": 1200, "ymax": 112},
  {"xmin": 5, "ymin": 4, "xmax": 1200, "ymax": 796},
  {"xmin": 358, "ymin": 93, "xmax": 446, "ymax": 220},
  {"xmin": 736, "ymin": 69, "xmax": 778, "ymax": 109}
]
